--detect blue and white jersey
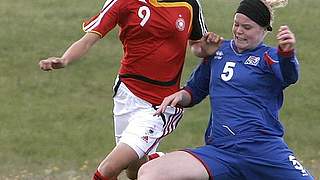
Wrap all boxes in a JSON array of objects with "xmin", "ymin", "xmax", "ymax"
[{"xmin": 185, "ymin": 40, "xmax": 299, "ymax": 146}]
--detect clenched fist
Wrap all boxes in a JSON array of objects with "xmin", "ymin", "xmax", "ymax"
[{"xmin": 39, "ymin": 57, "xmax": 66, "ymax": 71}]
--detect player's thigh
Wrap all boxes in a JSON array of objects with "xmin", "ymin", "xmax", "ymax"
[
  {"xmin": 139, "ymin": 151, "xmax": 209, "ymax": 180},
  {"xmin": 119, "ymin": 105, "xmax": 183, "ymax": 158}
]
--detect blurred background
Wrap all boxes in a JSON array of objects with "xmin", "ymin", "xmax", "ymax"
[{"xmin": 0, "ymin": 0, "xmax": 319, "ymax": 179}]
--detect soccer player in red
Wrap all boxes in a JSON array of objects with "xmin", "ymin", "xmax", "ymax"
[
  {"xmin": 138, "ymin": 0, "xmax": 314, "ymax": 179},
  {"xmin": 38, "ymin": 0, "xmax": 215, "ymax": 179}
]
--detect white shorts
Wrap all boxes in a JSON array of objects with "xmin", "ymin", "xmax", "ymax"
[{"xmin": 113, "ymin": 78, "xmax": 184, "ymax": 158}]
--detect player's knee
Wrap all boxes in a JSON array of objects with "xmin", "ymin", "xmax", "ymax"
[
  {"xmin": 98, "ymin": 160, "xmax": 122, "ymax": 177},
  {"xmin": 126, "ymin": 156, "xmax": 148, "ymax": 179},
  {"xmin": 137, "ymin": 164, "xmax": 149, "ymax": 180},
  {"xmin": 137, "ymin": 163, "xmax": 159, "ymax": 180},
  {"xmin": 125, "ymin": 168, "xmax": 138, "ymax": 180}
]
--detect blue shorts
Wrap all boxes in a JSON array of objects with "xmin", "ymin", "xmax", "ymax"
[{"xmin": 185, "ymin": 136, "xmax": 314, "ymax": 180}]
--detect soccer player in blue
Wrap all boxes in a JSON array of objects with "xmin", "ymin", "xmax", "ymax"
[{"xmin": 137, "ymin": 0, "xmax": 315, "ymax": 179}]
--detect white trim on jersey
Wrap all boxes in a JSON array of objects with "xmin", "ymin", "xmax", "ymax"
[
  {"xmin": 83, "ymin": 0, "xmax": 118, "ymax": 32},
  {"xmin": 195, "ymin": 0, "xmax": 208, "ymax": 35}
]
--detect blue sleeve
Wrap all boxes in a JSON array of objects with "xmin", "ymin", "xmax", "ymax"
[
  {"xmin": 184, "ymin": 59, "xmax": 211, "ymax": 107},
  {"xmin": 264, "ymin": 47, "xmax": 299, "ymax": 88}
]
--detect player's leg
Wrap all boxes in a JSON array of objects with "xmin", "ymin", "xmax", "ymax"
[
  {"xmin": 126, "ymin": 152, "xmax": 165, "ymax": 179},
  {"xmin": 94, "ymin": 143, "xmax": 139, "ymax": 179},
  {"xmin": 239, "ymin": 137, "xmax": 315, "ymax": 180},
  {"xmin": 138, "ymin": 151, "xmax": 209, "ymax": 180},
  {"xmin": 93, "ymin": 79, "xmax": 184, "ymax": 180},
  {"xmin": 244, "ymin": 153, "xmax": 315, "ymax": 179},
  {"xmin": 119, "ymin": 105, "xmax": 182, "ymax": 179},
  {"xmin": 120, "ymin": 95, "xmax": 184, "ymax": 179},
  {"xmin": 139, "ymin": 144, "xmax": 247, "ymax": 180},
  {"xmin": 94, "ymin": 134, "xmax": 161, "ymax": 180},
  {"xmin": 125, "ymin": 155, "xmax": 148, "ymax": 179},
  {"xmin": 93, "ymin": 79, "xmax": 141, "ymax": 180}
]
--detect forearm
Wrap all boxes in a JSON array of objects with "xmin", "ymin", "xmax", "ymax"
[
  {"xmin": 278, "ymin": 48, "xmax": 299, "ymax": 85},
  {"xmin": 190, "ymin": 42, "xmax": 209, "ymax": 58},
  {"xmin": 61, "ymin": 41, "xmax": 88, "ymax": 64},
  {"xmin": 61, "ymin": 33, "xmax": 100, "ymax": 65},
  {"xmin": 275, "ymin": 25, "xmax": 299, "ymax": 85}
]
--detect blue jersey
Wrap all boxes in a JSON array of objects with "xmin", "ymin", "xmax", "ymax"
[
  {"xmin": 185, "ymin": 40, "xmax": 299, "ymax": 145},
  {"xmin": 183, "ymin": 40, "xmax": 314, "ymax": 179}
]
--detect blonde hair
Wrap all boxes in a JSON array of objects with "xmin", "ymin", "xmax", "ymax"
[{"xmin": 261, "ymin": 0, "xmax": 288, "ymax": 27}]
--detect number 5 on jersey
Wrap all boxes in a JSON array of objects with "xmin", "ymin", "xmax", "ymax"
[
  {"xmin": 221, "ymin": 62, "xmax": 236, "ymax": 81},
  {"xmin": 138, "ymin": 6, "xmax": 150, "ymax": 27}
]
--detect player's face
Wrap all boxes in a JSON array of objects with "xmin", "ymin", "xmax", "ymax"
[{"xmin": 232, "ymin": 13, "xmax": 266, "ymax": 53}]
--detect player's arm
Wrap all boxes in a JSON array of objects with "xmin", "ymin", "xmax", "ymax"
[
  {"xmin": 276, "ymin": 25, "xmax": 299, "ymax": 86},
  {"xmin": 189, "ymin": 32, "xmax": 223, "ymax": 58},
  {"xmin": 155, "ymin": 60, "xmax": 211, "ymax": 115},
  {"xmin": 265, "ymin": 25, "xmax": 299, "ymax": 87},
  {"xmin": 187, "ymin": 0, "xmax": 223, "ymax": 58},
  {"xmin": 39, "ymin": 31, "xmax": 100, "ymax": 71},
  {"xmin": 154, "ymin": 90, "xmax": 192, "ymax": 115}
]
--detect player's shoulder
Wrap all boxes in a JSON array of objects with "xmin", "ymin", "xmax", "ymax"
[
  {"xmin": 183, "ymin": 0, "xmax": 201, "ymax": 8},
  {"xmin": 160, "ymin": 0, "xmax": 201, "ymax": 8},
  {"xmin": 256, "ymin": 43, "xmax": 275, "ymax": 57}
]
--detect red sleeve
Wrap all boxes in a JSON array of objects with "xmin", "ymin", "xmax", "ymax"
[{"xmin": 82, "ymin": 0, "xmax": 123, "ymax": 38}]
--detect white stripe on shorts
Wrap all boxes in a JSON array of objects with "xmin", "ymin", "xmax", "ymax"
[{"xmin": 145, "ymin": 107, "xmax": 183, "ymax": 155}]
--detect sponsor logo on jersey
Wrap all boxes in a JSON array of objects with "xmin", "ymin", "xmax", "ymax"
[
  {"xmin": 288, "ymin": 155, "xmax": 309, "ymax": 176},
  {"xmin": 214, "ymin": 50, "xmax": 223, "ymax": 60},
  {"xmin": 244, "ymin": 56, "xmax": 260, "ymax": 66},
  {"xmin": 176, "ymin": 17, "xmax": 185, "ymax": 31}
]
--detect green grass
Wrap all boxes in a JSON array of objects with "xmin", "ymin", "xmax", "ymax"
[{"xmin": 0, "ymin": 0, "xmax": 319, "ymax": 179}]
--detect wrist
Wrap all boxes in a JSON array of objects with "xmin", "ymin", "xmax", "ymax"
[
  {"xmin": 277, "ymin": 46, "xmax": 294, "ymax": 58},
  {"xmin": 60, "ymin": 57, "xmax": 69, "ymax": 66}
]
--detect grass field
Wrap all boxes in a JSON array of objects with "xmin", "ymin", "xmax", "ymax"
[{"xmin": 0, "ymin": 0, "xmax": 319, "ymax": 179}]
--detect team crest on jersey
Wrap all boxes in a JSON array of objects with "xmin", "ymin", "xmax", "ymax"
[
  {"xmin": 244, "ymin": 56, "xmax": 260, "ymax": 66},
  {"xmin": 214, "ymin": 50, "xmax": 223, "ymax": 60},
  {"xmin": 176, "ymin": 18, "xmax": 185, "ymax": 31}
]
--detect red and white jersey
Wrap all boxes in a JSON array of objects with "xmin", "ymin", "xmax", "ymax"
[{"xmin": 83, "ymin": 0, "xmax": 207, "ymax": 105}]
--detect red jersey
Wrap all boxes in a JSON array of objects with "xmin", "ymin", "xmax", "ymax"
[{"xmin": 83, "ymin": 0, "xmax": 207, "ymax": 105}]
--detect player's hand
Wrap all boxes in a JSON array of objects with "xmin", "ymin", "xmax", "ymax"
[
  {"xmin": 277, "ymin": 25, "xmax": 295, "ymax": 52},
  {"xmin": 202, "ymin": 32, "xmax": 224, "ymax": 56},
  {"xmin": 154, "ymin": 91, "xmax": 184, "ymax": 116},
  {"xmin": 39, "ymin": 57, "xmax": 66, "ymax": 71}
]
